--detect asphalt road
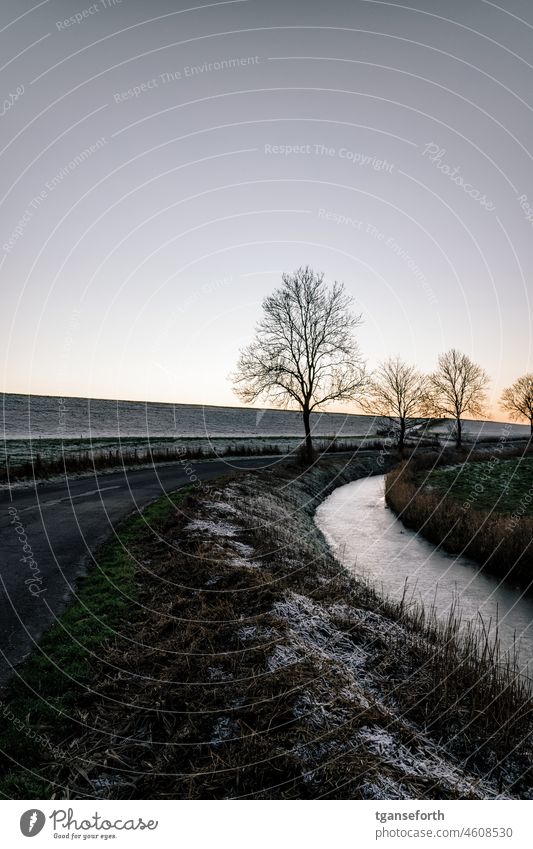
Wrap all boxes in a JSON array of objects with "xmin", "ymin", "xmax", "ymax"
[{"xmin": 0, "ymin": 454, "xmax": 287, "ymax": 687}]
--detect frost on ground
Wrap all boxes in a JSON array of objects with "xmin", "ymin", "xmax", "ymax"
[
  {"xmin": 166, "ymin": 464, "xmax": 519, "ymax": 799},
  {"xmin": 355, "ymin": 727, "xmax": 489, "ymax": 799},
  {"xmin": 184, "ymin": 518, "xmax": 240, "ymax": 538},
  {"xmin": 49, "ymin": 458, "xmax": 532, "ymax": 800},
  {"xmin": 267, "ymin": 591, "xmax": 497, "ymax": 799},
  {"xmin": 273, "ymin": 593, "xmax": 368, "ymax": 673}
]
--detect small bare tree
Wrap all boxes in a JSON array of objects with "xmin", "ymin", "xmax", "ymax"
[
  {"xmin": 232, "ymin": 266, "xmax": 366, "ymax": 462},
  {"xmin": 360, "ymin": 356, "xmax": 428, "ymax": 454},
  {"xmin": 501, "ymin": 373, "xmax": 533, "ymax": 438},
  {"xmin": 426, "ymin": 348, "xmax": 489, "ymax": 448}
]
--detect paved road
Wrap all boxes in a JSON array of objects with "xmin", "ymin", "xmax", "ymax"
[{"xmin": 0, "ymin": 454, "xmax": 287, "ymax": 687}]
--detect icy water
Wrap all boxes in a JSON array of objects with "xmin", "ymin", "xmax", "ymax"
[
  {"xmin": 316, "ymin": 474, "xmax": 533, "ymax": 674},
  {"xmin": 2, "ymin": 392, "xmax": 374, "ymax": 440}
]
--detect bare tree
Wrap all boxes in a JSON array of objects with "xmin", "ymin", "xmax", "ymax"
[
  {"xmin": 360, "ymin": 356, "xmax": 428, "ymax": 454},
  {"xmin": 426, "ymin": 348, "xmax": 489, "ymax": 448},
  {"xmin": 232, "ymin": 266, "xmax": 366, "ymax": 462},
  {"xmin": 501, "ymin": 373, "xmax": 533, "ymax": 438}
]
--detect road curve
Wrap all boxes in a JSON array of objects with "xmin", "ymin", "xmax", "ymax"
[{"xmin": 0, "ymin": 454, "xmax": 287, "ymax": 687}]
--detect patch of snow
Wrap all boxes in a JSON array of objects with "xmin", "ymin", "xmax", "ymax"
[
  {"xmin": 327, "ymin": 603, "xmax": 407, "ymax": 641},
  {"xmin": 185, "ymin": 518, "xmax": 240, "ymax": 537},
  {"xmin": 230, "ymin": 556, "xmax": 260, "ymax": 570},
  {"xmin": 205, "ymin": 576, "xmax": 221, "ymax": 586},
  {"xmin": 271, "ymin": 593, "xmax": 499, "ymax": 799},
  {"xmin": 232, "ymin": 540, "xmax": 254, "ymax": 558},
  {"xmin": 237, "ymin": 624, "xmax": 278, "ymax": 642},
  {"xmin": 92, "ymin": 773, "xmax": 132, "ymax": 794},
  {"xmin": 205, "ymin": 499, "xmax": 238, "ymax": 515},
  {"xmin": 273, "ymin": 592, "xmax": 368, "ymax": 672},
  {"xmin": 267, "ymin": 644, "xmax": 305, "ymax": 672},
  {"xmin": 356, "ymin": 726, "xmax": 495, "ymax": 798},
  {"xmin": 359, "ymin": 727, "xmax": 396, "ymax": 755}
]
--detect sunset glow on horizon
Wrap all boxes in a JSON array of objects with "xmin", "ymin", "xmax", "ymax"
[{"xmin": 2, "ymin": 0, "xmax": 532, "ymax": 424}]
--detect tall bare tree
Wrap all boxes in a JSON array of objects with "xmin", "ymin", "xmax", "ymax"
[
  {"xmin": 232, "ymin": 266, "xmax": 366, "ymax": 461},
  {"xmin": 426, "ymin": 348, "xmax": 489, "ymax": 448},
  {"xmin": 360, "ymin": 356, "xmax": 428, "ymax": 453},
  {"xmin": 501, "ymin": 373, "xmax": 533, "ymax": 438}
]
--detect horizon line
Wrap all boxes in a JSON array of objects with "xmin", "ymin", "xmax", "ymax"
[{"xmin": 0, "ymin": 389, "xmax": 522, "ymax": 427}]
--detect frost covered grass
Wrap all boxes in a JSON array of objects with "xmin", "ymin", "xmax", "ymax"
[
  {"xmin": 1, "ymin": 456, "xmax": 531, "ymax": 799},
  {"xmin": 0, "ymin": 437, "xmax": 284, "ymax": 481},
  {"xmin": 385, "ymin": 448, "xmax": 533, "ymax": 589},
  {"xmin": 0, "ymin": 435, "xmax": 383, "ymax": 482}
]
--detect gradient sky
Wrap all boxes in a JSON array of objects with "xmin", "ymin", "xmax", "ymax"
[{"xmin": 1, "ymin": 0, "xmax": 533, "ymax": 418}]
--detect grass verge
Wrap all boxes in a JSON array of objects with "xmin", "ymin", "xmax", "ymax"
[{"xmin": 0, "ymin": 489, "xmax": 189, "ymax": 798}]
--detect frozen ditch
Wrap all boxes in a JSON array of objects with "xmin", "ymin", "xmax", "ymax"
[{"xmin": 315, "ymin": 474, "xmax": 533, "ymax": 675}]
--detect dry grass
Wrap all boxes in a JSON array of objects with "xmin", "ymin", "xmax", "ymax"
[
  {"xmin": 1, "ymin": 442, "xmax": 283, "ymax": 482},
  {"xmin": 1, "ymin": 457, "xmax": 532, "ymax": 799},
  {"xmin": 385, "ymin": 452, "xmax": 533, "ymax": 589},
  {"xmin": 1, "ymin": 438, "xmax": 386, "ymax": 483}
]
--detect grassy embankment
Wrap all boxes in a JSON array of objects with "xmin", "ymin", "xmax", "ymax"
[
  {"xmin": 0, "ymin": 436, "xmax": 384, "ymax": 483},
  {"xmin": 1, "ymin": 457, "xmax": 531, "ymax": 800},
  {"xmin": 385, "ymin": 449, "xmax": 533, "ymax": 589}
]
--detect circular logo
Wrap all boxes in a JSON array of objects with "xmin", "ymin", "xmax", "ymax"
[{"xmin": 20, "ymin": 810, "xmax": 46, "ymax": 837}]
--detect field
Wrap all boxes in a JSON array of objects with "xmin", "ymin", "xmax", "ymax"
[{"xmin": 418, "ymin": 457, "xmax": 533, "ymax": 514}]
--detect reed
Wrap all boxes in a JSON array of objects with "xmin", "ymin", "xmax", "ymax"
[{"xmin": 385, "ymin": 454, "xmax": 533, "ymax": 590}]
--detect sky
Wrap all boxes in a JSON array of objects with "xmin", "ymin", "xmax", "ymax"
[{"xmin": 1, "ymin": 0, "xmax": 533, "ymax": 419}]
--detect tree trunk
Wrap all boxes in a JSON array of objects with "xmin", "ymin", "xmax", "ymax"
[
  {"xmin": 302, "ymin": 407, "xmax": 314, "ymax": 463},
  {"xmin": 456, "ymin": 417, "xmax": 462, "ymax": 449},
  {"xmin": 398, "ymin": 419, "xmax": 406, "ymax": 456},
  {"xmin": 530, "ymin": 416, "xmax": 533, "ymax": 440}
]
